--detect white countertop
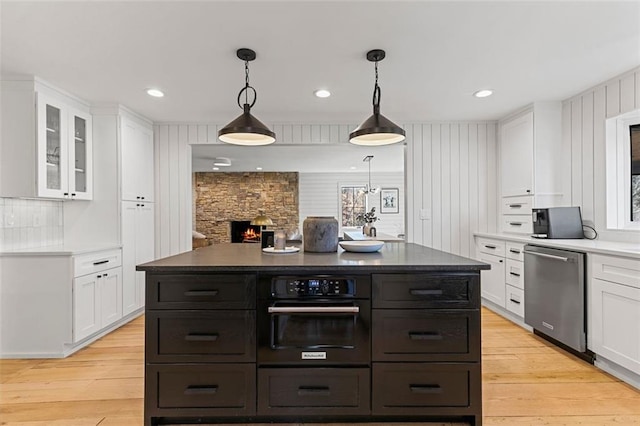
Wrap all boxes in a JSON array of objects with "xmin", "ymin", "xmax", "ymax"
[
  {"xmin": 343, "ymin": 230, "xmax": 405, "ymax": 242},
  {"xmin": 474, "ymin": 232, "xmax": 640, "ymax": 259},
  {"xmin": 0, "ymin": 243, "xmax": 121, "ymax": 257}
]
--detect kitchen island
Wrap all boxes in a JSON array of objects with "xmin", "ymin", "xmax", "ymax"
[{"xmin": 138, "ymin": 242, "xmax": 489, "ymax": 426}]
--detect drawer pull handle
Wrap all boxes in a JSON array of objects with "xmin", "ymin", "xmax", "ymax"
[
  {"xmin": 92, "ymin": 260, "xmax": 109, "ymax": 265},
  {"xmin": 509, "ymin": 222, "xmax": 523, "ymax": 226},
  {"xmin": 410, "ymin": 384, "xmax": 442, "ymax": 394},
  {"xmin": 185, "ymin": 333, "xmax": 219, "ymax": 341},
  {"xmin": 509, "ymin": 272, "xmax": 521, "ymax": 277},
  {"xmin": 298, "ymin": 386, "xmax": 330, "ymax": 396},
  {"xmin": 509, "ymin": 249, "xmax": 521, "ymax": 254},
  {"xmin": 508, "ymin": 204, "xmax": 523, "ymax": 208},
  {"xmin": 184, "ymin": 385, "xmax": 218, "ymax": 395},
  {"xmin": 509, "ymin": 298, "xmax": 521, "ymax": 305},
  {"xmin": 484, "ymin": 245, "xmax": 497, "ymax": 249},
  {"xmin": 184, "ymin": 290, "xmax": 219, "ymax": 297},
  {"xmin": 410, "ymin": 289, "xmax": 443, "ymax": 296},
  {"xmin": 409, "ymin": 331, "xmax": 443, "ymax": 341}
]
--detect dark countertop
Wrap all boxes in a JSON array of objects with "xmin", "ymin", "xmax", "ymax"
[{"xmin": 137, "ymin": 242, "xmax": 490, "ymax": 273}]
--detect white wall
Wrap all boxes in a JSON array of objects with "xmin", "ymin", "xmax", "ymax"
[
  {"xmin": 299, "ymin": 172, "xmax": 405, "ymax": 237},
  {"xmin": 405, "ymin": 123, "xmax": 498, "ymax": 258},
  {"xmin": 562, "ymin": 66, "xmax": 640, "ymax": 243}
]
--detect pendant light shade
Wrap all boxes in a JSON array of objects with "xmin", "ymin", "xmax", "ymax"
[
  {"xmin": 219, "ymin": 48, "xmax": 275, "ymax": 146},
  {"xmin": 350, "ymin": 49, "xmax": 405, "ymax": 146}
]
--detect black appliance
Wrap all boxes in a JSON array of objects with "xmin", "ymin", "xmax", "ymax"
[
  {"xmin": 532, "ymin": 207, "xmax": 584, "ymax": 239},
  {"xmin": 257, "ymin": 275, "xmax": 371, "ymax": 366}
]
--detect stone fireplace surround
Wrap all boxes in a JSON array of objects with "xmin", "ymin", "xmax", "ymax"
[{"xmin": 194, "ymin": 172, "xmax": 299, "ymax": 244}]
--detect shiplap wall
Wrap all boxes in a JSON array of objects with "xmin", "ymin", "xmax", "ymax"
[
  {"xmin": 405, "ymin": 123, "xmax": 498, "ymax": 258},
  {"xmin": 299, "ymin": 172, "xmax": 405, "ymax": 237},
  {"xmin": 154, "ymin": 121, "xmax": 496, "ymax": 258},
  {"xmin": 562, "ymin": 66, "xmax": 640, "ymax": 243}
]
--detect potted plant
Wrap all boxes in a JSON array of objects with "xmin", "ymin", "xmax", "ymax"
[{"xmin": 357, "ymin": 207, "xmax": 379, "ymax": 236}]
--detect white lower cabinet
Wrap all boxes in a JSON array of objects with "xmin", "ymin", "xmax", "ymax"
[
  {"xmin": 122, "ymin": 200, "xmax": 154, "ymax": 316},
  {"xmin": 505, "ymin": 284, "xmax": 525, "ymax": 317},
  {"xmin": 73, "ymin": 267, "xmax": 122, "ymax": 342},
  {"xmin": 478, "ymin": 252, "xmax": 505, "ymax": 307}
]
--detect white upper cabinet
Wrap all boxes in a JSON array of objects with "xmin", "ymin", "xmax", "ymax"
[
  {"xmin": 121, "ymin": 117, "xmax": 154, "ymax": 202},
  {"xmin": 501, "ymin": 111, "xmax": 534, "ymax": 197},
  {"xmin": 1, "ymin": 78, "xmax": 92, "ymax": 200}
]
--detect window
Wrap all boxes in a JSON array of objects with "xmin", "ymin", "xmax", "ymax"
[
  {"xmin": 340, "ymin": 185, "xmax": 366, "ymax": 227},
  {"xmin": 631, "ymin": 124, "xmax": 640, "ymax": 222},
  {"xmin": 606, "ymin": 109, "xmax": 640, "ymax": 230}
]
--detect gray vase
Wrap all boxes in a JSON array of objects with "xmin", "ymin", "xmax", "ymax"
[{"xmin": 303, "ymin": 216, "xmax": 339, "ymax": 252}]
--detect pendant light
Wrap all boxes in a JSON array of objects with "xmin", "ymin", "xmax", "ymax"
[
  {"xmin": 349, "ymin": 49, "xmax": 405, "ymax": 146},
  {"xmin": 218, "ymin": 48, "xmax": 276, "ymax": 146},
  {"xmin": 362, "ymin": 155, "xmax": 380, "ymax": 194}
]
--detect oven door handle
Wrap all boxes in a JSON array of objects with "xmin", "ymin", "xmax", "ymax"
[{"xmin": 268, "ymin": 306, "xmax": 360, "ymax": 314}]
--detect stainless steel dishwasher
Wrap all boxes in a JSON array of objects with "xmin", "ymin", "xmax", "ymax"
[{"xmin": 524, "ymin": 244, "xmax": 587, "ymax": 353}]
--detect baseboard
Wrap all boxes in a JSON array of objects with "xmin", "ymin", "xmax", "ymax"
[
  {"xmin": 595, "ymin": 356, "xmax": 640, "ymax": 390},
  {"xmin": 481, "ymin": 298, "xmax": 533, "ymax": 332}
]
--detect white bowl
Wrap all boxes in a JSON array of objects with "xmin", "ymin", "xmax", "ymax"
[{"xmin": 339, "ymin": 240, "xmax": 384, "ymax": 253}]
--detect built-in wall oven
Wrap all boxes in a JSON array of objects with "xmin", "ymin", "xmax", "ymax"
[{"xmin": 257, "ymin": 275, "xmax": 371, "ymax": 366}]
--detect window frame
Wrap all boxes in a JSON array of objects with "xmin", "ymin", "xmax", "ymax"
[
  {"xmin": 605, "ymin": 108, "xmax": 640, "ymax": 231},
  {"xmin": 338, "ymin": 182, "xmax": 367, "ymax": 228}
]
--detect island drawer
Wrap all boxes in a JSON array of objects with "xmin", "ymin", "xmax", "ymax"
[
  {"xmin": 146, "ymin": 273, "xmax": 256, "ymax": 309},
  {"xmin": 372, "ymin": 311, "xmax": 479, "ymax": 362},
  {"xmin": 372, "ymin": 363, "xmax": 479, "ymax": 414},
  {"xmin": 146, "ymin": 311, "xmax": 255, "ymax": 363},
  {"xmin": 257, "ymin": 367, "xmax": 370, "ymax": 416},
  {"xmin": 148, "ymin": 364, "xmax": 255, "ymax": 415},
  {"xmin": 372, "ymin": 273, "xmax": 479, "ymax": 309}
]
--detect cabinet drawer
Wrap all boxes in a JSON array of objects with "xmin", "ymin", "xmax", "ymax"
[
  {"xmin": 505, "ymin": 242, "xmax": 525, "ymax": 261},
  {"xmin": 146, "ymin": 274, "xmax": 256, "ymax": 309},
  {"xmin": 372, "ymin": 363, "xmax": 478, "ymax": 414},
  {"xmin": 592, "ymin": 254, "xmax": 640, "ymax": 290},
  {"xmin": 146, "ymin": 311, "xmax": 255, "ymax": 363},
  {"xmin": 148, "ymin": 364, "xmax": 255, "ymax": 414},
  {"xmin": 503, "ymin": 215, "xmax": 533, "ymax": 234},
  {"xmin": 505, "ymin": 259, "xmax": 524, "ymax": 289},
  {"xmin": 476, "ymin": 237, "xmax": 506, "ymax": 257},
  {"xmin": 257, "ymin": 368, "xmax": 370, "ymax": 416},
  {"xmin": 372, "ymin": 274, "xmax": 478, "ymax": 309},
  {"xmin": 372, "ymin": 311, "xmax": 479, "ymax": 362},
  {"xmin": 74, "ymin": 249, "xmax": 121, "ymax": 277},
  {"xmin": 501, "ymin": 196, "xmax": 533, "ymax": 215},
  {"xmin": 505, "ymin": 284, "xmax": 524, "ymax": 318}
]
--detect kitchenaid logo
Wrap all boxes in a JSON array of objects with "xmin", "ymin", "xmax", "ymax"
[{"xmin": 301, "ymin": 352, "xmax": 327, "ymax": 360}]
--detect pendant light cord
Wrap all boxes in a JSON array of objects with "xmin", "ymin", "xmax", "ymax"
[
  {"xmin": 237, "ymin": 59, "xmax": 257, "ymax": 109},
  {"xmin": 372, "ymin": 60, "xmax": 381, "ymax": 114}
]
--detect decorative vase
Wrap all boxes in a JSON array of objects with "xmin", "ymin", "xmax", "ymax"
[
  {"xmin": 363, "ymin": 222, "xmax": 372, "ymax": 236},
  {"xmin": 303, "ymin": 216, "xmax": 339, "ymax": 252}
]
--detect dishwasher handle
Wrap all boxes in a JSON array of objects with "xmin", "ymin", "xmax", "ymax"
[{"xmin": 523, "ymin": 250, "xmax": 570, "ymax": 262}]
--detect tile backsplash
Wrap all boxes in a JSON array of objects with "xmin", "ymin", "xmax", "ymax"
[{"xmin": 0, "ymin": 198, "xmax": 63, "ymax": 250}]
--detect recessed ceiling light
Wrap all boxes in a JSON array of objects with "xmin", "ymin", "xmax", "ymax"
[
  {"xmin": 473, "ymin": 89, "xmax": 493, "ymax": 98},
  {"xmin": 256, "ymin": 167, "xmax": 263, "ymax": 171},
  {"xmin": 146, "ymin": 88, "xmax": 165, "ymax": 98},
  {"xmin": 314, "ymin": 89, "xmax": 331, "ymax": 98},
  {"xmin": 212, "ymin": 167, "xmax": 220, "ymax": 171},
  {"xmin": 350, "ymin": 166, "xmax": 357, "ymax": 170},
  {"xmin": 213, "ymin": 157, "xmax": 231, "ymax": 167}
]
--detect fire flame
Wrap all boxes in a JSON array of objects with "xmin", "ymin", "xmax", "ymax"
[{"xmin": 243, "ymin": 228, "xmax": 260, "ymax": 240}]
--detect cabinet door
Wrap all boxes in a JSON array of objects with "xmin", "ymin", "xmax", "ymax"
[
  {"xmin": 68, "ymin": 107, "xmax": 93, "ymax": 200},
  {"xmin": 37, "ymin": 92, "xmax": 69, "ymax": 199},
  {"xmin": 477, "ymin": 252, "xmax": 505, "ymax": 307},
  {"xmin": 122, "ymin": 201, "xmax": 138, "ymax": 316},
  {"xmin": 136, "ymin": 203, "xmax": 155, "ymax": 309},
  {"xmin": 591, "ymin": 278, "xmax": 640, "ymax": 374},
  {"xmin": 501, "ymin": 111, "xmax": 534, "ymax": 197},
  {"xmin": 121, "ymin": 118, "xmax": 154, "ymax": 202},
  {"xmin": 73, "ymin": 273, "xmax": 100, "ymax": 342},
  {"xmin": 100, "ymin": 267, "xmax": 123, "ymax": 328}
]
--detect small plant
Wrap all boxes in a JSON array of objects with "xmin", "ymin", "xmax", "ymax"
[{"xmin": 357, "ymin": 207, "xmax": 379, "ymax": 224}]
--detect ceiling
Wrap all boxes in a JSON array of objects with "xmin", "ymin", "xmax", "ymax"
[{"xmin": 2, "ymin": 1, "xmax": 639, "ymax": 172}]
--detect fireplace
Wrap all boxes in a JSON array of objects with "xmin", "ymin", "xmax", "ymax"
[{"xmin": 230, "ymin": 221, "xmax": 262, "ymax": 243}]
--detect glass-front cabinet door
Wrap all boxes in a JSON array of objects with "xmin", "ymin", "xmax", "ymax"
[
  {"xmin": 69, "ymin": 108, "xmax": 92, "ymax": 200},
  {"xmin": 36, "ymin": 93, "xmax": 92, "ymax": 200}
]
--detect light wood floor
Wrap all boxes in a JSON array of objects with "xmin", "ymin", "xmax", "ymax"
[{"xmin": 1, "ymin": 308, "xmax": 639, "ymax": 425}]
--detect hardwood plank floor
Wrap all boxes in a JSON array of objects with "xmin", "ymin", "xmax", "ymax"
[{"xmin": 1, "ymin": 308, "xmax": 639, "ymax": 425}]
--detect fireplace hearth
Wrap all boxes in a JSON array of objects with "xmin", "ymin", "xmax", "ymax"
[{"xmin": 230, "ymin": 221, "xmax": 262, "ymax": 243}]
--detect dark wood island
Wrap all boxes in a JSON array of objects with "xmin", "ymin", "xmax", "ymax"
[{"xmin": 138, "ymin": 242, "xmax": 489, "ymax": 426}]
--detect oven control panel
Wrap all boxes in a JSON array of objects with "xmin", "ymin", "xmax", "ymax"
[{"xmin": 272, "ymin": 277, "xmax": 356, "ymax": 297}]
